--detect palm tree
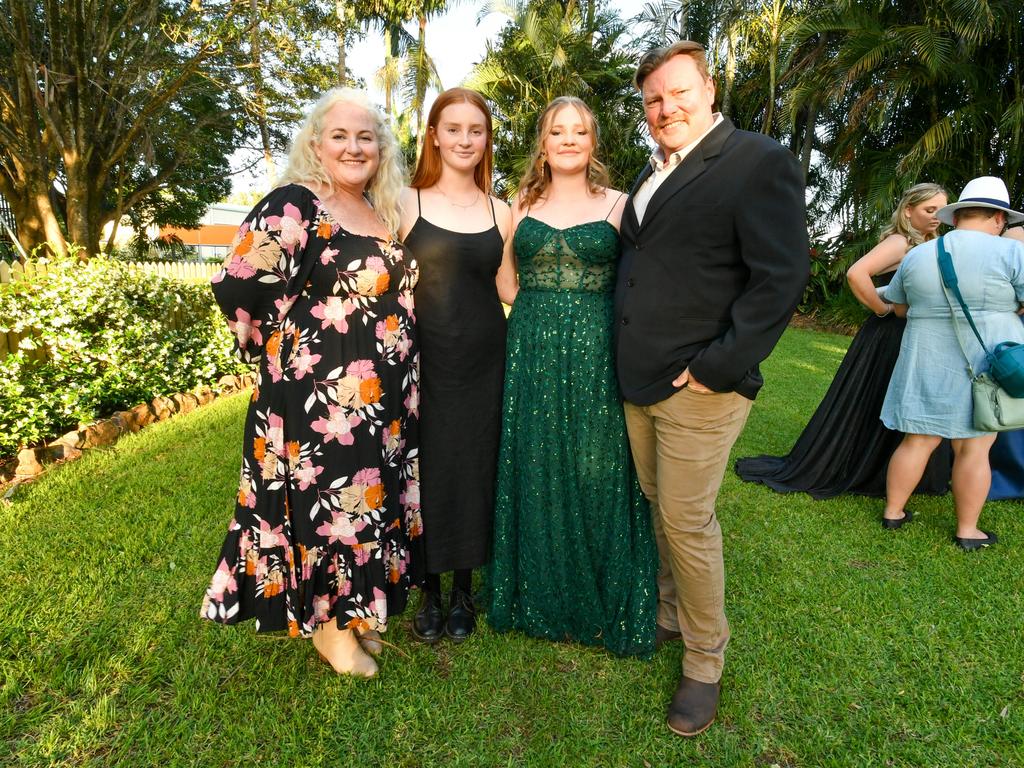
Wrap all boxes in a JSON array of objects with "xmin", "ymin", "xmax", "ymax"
[
  {"xmin": 790, "ymin": 0, "xmax": 1024, "ymax": 230},
  {"xmin": 404, "ymin": 0, "xmax": 450, "ymax": 140},
  {"xmin": 358, "ymin": 0, "xmax": 451, "ymax": 132},
  {"xmin": 468, "ymin": 0, "xmax": 647, "ymax": 194},
  {"xmin": 632, "ymin": 0, "xmax": 688, "ymax": 44}
]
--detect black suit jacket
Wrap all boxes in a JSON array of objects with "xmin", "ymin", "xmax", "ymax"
[{"xmin": 614, "ymin": 118, "xmax": 810, "ymax": 405}]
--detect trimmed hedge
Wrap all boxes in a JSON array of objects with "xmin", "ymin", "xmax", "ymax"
[{"xmin": 0, "ymin": 257, "xmax": 245, "ymax": 457}]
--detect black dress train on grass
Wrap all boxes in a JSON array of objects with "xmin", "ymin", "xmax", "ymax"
[{"xmin": 735, "ymin": 303, "xmax": 951, "ymax": 499}]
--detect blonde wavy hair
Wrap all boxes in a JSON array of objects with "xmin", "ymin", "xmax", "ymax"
[
  {"xmin": 518, "ymin": 96, "xmax": 610, "ymax": 209},
  {"xmin": 278, "ymin": 88, "xmax": 405, "ymax": 234},
  {"xmin": 879, "ymin": 182, "xmax": 948, "ymax": 247}
]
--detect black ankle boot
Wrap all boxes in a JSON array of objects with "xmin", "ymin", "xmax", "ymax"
[
  {"xmin": 445, "ymin": 587, "xmax": 476, "ymax": 643},
  {"xmin": 412, "ymin": 589, "xmax": 444, "ymax": 644}
]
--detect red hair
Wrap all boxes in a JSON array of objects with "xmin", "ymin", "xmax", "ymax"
[{"xmin": 410, "ymin": 87, "xmax": 494, "ymax": 194}]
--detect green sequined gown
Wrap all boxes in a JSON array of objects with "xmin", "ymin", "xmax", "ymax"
[{"xmin": 486, "ymin": 216, "xmax": 657, "ymax": 657}]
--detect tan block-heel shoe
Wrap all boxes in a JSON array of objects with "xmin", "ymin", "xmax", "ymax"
[{"xmin": 312, "ymin": 622, "xmax": 378, "ymax": 678}]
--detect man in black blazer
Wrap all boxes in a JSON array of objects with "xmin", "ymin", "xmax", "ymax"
[{"xmin": 615, "ymin": 41, "xmax": 809, "ymax": 736}]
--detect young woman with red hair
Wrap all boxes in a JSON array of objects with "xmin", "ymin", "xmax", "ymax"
[{"xmin": 398, "ymin": 87, "xmax": 516, "ymax": 643}]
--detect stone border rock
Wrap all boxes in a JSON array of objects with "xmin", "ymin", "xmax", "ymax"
[{"xmin": 11, "ymin": 373, "xmax": 256, "ymax": 481}]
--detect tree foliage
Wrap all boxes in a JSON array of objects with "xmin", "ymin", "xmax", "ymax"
[
  {"xmin": 240, "ymin": 0, "xmax": 350, "ymax": 182},
  {"xmin": 2, "ymin": 0, "xmax": 1022, "ymax": 289},
  {"xmin": 467, "ymin": 0, "xmax": 649, "ymax": 195},
  {"xmin": 0, "ymin": 0, "xmax": 249, "ymax": 257},
  {"xmin": 790, "ymin": 0, "xmax": 1023, "ymax": 230}
]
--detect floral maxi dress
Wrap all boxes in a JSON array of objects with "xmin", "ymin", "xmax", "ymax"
[{"xmin": 200, "ymin": 184, "xmax": 423, "ymax": 637}]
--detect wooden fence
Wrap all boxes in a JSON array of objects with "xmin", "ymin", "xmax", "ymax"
[
  {"xmin": 0, "ymin": 259, "xmax": 221, "ymax": 362},
  {"xmin": 0, "ymin": 259, "xmax": 220, "ymax": 286}
]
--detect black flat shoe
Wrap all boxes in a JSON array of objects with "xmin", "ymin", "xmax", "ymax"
[
  {"xmin": 445, "ymin": 587, "xmax": 476, "ymax": 643},
  {"xmin": 955, "ymin": 530, "xmax": 998, "ymax": 551},
  {"xmin": 882, "ymin": 510, "xmax": 913, "ymax": 529},
  {"xmin": 412, "ymin": 589, "xmax": 445, "ymax": 644}
]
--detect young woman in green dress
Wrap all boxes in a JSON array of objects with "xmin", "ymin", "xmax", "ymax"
[{"xmin": 486, "ymin": 97, "xmax": 657, "ymax": 657}]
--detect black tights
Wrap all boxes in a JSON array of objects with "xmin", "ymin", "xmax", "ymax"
[{"xmin": 424, "ymin": 569, "xmax": 472, "ymax": 594}]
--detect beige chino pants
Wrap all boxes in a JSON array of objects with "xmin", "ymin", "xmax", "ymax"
[{"xmin": 624, "ymin": 386, "xmax": 752, "ymax": 684}]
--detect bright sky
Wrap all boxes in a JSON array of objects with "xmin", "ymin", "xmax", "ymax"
[
  {"xmin": 234, "ymin": 1, "xmax": 641, "ymax": 193},
  {"xmin": 348, "ymin": 1, "xmax": 640, "ymax": 105},
  {"xmin": 346, "ymin": 8, "xmax": 509, "ymax": 99}
]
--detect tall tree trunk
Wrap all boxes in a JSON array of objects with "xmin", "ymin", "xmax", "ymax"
[
  {"xmin": 250, "ymin": 0, "xmax": 276, "ymax": 182},
  {"xmin": 678, "ymin": 0, "xmax": 689, "ymax": 39},
  {"xmin": 337, "ymin": 27, "xmax": 348, "ymax": 84},
  {"xmin": 762, "ymin": 59, "xmax": 776, "ymax": 135},
  {"xmin": 64, "ymin": 165, "xmax": 103, "ymax": 259},
  {"xmin": 336, "ymin": 0, "xmax": 352, "ymax": 84},
  {"xmin": 104, "ymin": 216, "xmax": 121, "ymax": 255},
  {"xmin": 415, "ymin": 14, "xmax": 427, "ymax": 141},
  {"xmin": 721, "ymin": 27, "xmax": 736, "ymax": 117},
  {"xmin": 383, "ymin": 27, "xmax": 394, "ymax": 117},
  {"xmin": 10, "ymin": 181, "xmax": 67, "ymax": 258},
  {"xmin": 800, "ymin": 99, "xmax": 819, "ymax": 183}
]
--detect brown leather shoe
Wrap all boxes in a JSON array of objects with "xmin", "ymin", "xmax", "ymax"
[
  {"xmin": 666, "ymin": 675, "xmax": 720, "ymax": 737},
  {"xmin": 655, "ymin": 624, "xmax": 682, "ymax": 649}
]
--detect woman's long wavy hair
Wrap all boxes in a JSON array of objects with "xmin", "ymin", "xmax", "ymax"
[
  {"xmin": 278, "ymin": 88, "xmax": 405, "ymax": 234},
  {"xmin": 518, "ymin": 96, "xmax": 610, "ymax": 209},
  {"xmin": 411, "ymin": 87, "xmax": 494, "ymax": 194},
  {"xmin": 879, "ymin": 182, "xmax": 948, "ymax": 247}
]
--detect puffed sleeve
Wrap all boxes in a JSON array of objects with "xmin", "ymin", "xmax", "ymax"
[{"xmin": 211, "ymin": 185, "xmax": 324, "ymax": 363}]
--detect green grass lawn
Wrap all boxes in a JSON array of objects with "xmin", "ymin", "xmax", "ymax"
[{"xmin": 2, "ymin": 327, "xmax": 1022, "ymax": 767}]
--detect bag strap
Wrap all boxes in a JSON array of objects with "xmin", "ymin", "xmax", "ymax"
[
  {"xmin": 936, "ymin": 236, "xmax": 993, "ymax": 358},
  {"xmin": 938, "ymin": 268, "xmax": 979, "ymax": 379}
]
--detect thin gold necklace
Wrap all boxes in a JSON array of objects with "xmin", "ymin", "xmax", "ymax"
[{"xmin": 436, "ymin": 186, "xmax": 481, "ymax": 209}]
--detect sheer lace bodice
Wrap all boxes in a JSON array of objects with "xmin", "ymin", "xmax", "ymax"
[{"xmin": 514, "ymin": 217, "xmax": 619, "ymax": 293}]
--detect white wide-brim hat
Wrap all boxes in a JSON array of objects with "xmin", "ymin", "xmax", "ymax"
[{"xmin": 937, "ymin": 176, "xmax": 1024, "ymax": 226}]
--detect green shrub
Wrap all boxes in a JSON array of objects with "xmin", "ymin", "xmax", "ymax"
[
  {"xmin": 800, "ymin": 229, "xmax": 879, "ymax": 316},
  {"xmin": 0, "ymin": 256, "xmax": 245, "ymax": 457},
  {"xmin": 812, "ymin": 285, "xmax": 870, "ymax": 334}
]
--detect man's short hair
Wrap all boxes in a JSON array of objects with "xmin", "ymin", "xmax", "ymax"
[
  {"xmin": 634, "ymin": 41, "xmax": 710, "ymax": 90},
  {"xmin": 954, "ymin": 206, "xmax": 1005, "ymax": 225}
]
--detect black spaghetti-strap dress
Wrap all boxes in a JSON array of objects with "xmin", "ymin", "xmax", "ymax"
[{"xmin": 403, "ymin": 192, "xmax": 506, "ymax": 572}]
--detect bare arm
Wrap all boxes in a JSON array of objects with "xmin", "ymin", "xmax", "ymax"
[
  {"xmin": 397, "ymin": 187, "xmax": 418, "ymax": 241},
  {"xmin": 846, "ymin": 234, "xmax": 909, "ymax": 316},
  {"xmin": 495, "ymin": 195, "xmax": 521, "ymax": 306},
  {"xmin": 604, "ymin": 189, "xmax": 628, "ymax": 232},
  {"xmin": 1005, "ymin": 226, "xmax": 1024, "ymax": 244}
]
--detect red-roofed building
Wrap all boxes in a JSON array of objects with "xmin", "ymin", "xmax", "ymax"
[{"xmin": 160, "ymin": 203, "xmax": 249, "ymax": 260}]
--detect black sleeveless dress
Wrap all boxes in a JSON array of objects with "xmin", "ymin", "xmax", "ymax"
[
  {"xmin": 404, "ymin": 192, "xmax": 506, "ymax": 572},
  {"xmin": 734, "ymin": 272, "xmax": 952, "ymax": 499}
]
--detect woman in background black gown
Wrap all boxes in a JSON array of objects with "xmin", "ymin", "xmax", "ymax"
[
  {"xmin": 398, "ymin": 88, "xmax": 516, "ymax": 643},
  {"xmin": 735, "ymin": 183, "xmax": 952, "ymax": 499}
]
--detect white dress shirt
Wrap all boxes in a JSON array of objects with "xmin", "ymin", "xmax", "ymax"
[{"xmin": 631, "ymin": 113, "xmax": 724, "ymax": 225}]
